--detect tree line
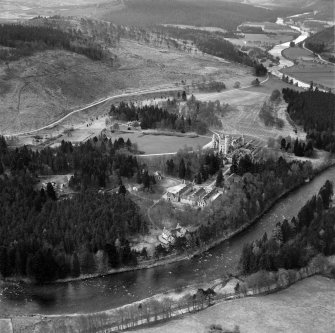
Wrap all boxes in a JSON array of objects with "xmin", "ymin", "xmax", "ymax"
[
  {"xmin": 282, "ymin": 88, "xmax": 335, "ymax": 152},
  {"xmin": 109, "ymin": 101, "xmax": 215, "ymax": 134},
  {"xmin": 0, "ymin": 23, "xmax": 109, "ymax": 62},
  {"xmin": 240, "ymin": 180, "xmax": 334, "ymax": 274},
  {"xmin": 165, "ymin": 151, "xmax": 221, "ymax": 184},
  {"xmin": 0, "ymin": 135, "xmax": 138, "ymax": 189},
  {"xmin": 154, "ymin": 155, "xmax": 314, "ymax": 257},
  {"xmin": 0, "ymin": 175, "xmax": 146, "ymax": 282},
  {"xmin": 0, "ymin": 135, "xmax": 149, "ymax": 282}
]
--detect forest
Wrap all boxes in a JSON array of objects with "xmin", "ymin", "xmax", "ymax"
[
  {"xmin": 240, "ymin": 180, "xmax": 334, "ymax": 274},
  {"xmin": 0, "ymin": 134, "xmax": 316, "ymax": 282},
  {"xmin": 0, "ymin": 135, "xmax": 138, "ymax": 189},
  {"xmin": 0, "ymin": 23, "xmax": 109, "ymax": 61},
  {"xmin": 175, "ymin": 156, "xmax": 315, "ymax": 254},
  {"xmin": 304, "ymin": 26, "xmax": 335, "ymax": 55},
  {"xmin": 157, "ymin": 26, "xmax": 256, "ymax": 67},
  {"xmin": 165, "ymin": 151, "xmax": 222, "ymax": 184},
  {"xmin": 109, "ymin": 100, "xmax": 222, "ymax": 135},
  {"xmin": 0, "ymin": 175, "xmax": 145, "ymax": 282},
  {"xmin": 282, "ymin": 88, "xmax": 335, "ymax": 151},
  {"xmin": 0, "ymin": 135, "xmax": 147, "ymax": 282}
]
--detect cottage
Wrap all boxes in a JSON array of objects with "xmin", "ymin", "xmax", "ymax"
[
  {"xmin": 160, "ymin": 224, "xmax": 188, "ymax": 245},
  {"xmin": 174, "ymin": 223, "xmax": 187, "ymax": 238},
  {"xmin": 154, "ymin": 171, "xmax": 163, "ymax": 182},
  {"xmin": 161, "ymin": 227, "xmax": 175, "ymax": 243}
]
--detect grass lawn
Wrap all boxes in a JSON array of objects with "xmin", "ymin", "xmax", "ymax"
[
  {"xmin": 134, "ymin": 275, "xmax": 335, "ymax": 333},
  {"xmin": 110, "ymin": 132, "xmax": 210, "ymax": 154}
]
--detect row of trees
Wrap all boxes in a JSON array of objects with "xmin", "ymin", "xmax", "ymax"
[
  {"xmin": 282, "ymin": 88, "xmax": 335, "ymax": 151},
  {"xmin": 240, "ymin": 180, "xmax": 334, "ymax": 274},
  {"xmin": 280, "ymin": 137, "xmax": 313, "ymax": 157}
]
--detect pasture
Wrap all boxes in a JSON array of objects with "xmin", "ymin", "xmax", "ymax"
[
  {"xmin": 226, "ymin": 33, "xmax": 296, "ymax": 51},
  {"xmin": 135, "ymin": 275, "xmax": 335, "ymax": 333},
  {"xmin": 282, "ymin": 46, "xmax": 314, "ymax": 60},
  {"xmin": 281, "ymin": 62, "xmax": 335, "ymax": 89},
  {"xmin": 194, "ymin": 81, "xmax": 303, "ymax": 143}
]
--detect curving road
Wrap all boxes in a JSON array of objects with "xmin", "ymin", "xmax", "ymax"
[{"xmin": 6, "ymin": 75, "xmax": 269, "ymax": 138}]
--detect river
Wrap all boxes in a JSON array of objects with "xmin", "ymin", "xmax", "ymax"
[
  {"xmin": 268, "ymin": 18, "xmax": 310, "ymax": 88},
  {"xmin": 1, "ymin": 165, "xmax": 335, "ymax": 317}
]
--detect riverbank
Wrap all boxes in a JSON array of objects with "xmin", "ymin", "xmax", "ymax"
[
  {"xmin": 133, "ymin": 275, "xmax": 335, "ymax": 333},
  {"xmin": 4, "ymin": 257, "xmax": 334, "ymax": 333},
  {"xmin": 3, "ymin": 157, "xmax": 334, "ymax": 288}
]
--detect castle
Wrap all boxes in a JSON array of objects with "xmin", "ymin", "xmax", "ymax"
[{"xmin": 211, "ymin": 133, "xmax": 244, "ymax": 155}]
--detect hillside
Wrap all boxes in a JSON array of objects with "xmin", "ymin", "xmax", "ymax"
[
  {"xmin": 304, "ymin": 26, "xmax": 335, "ymax": 60},
  {"xmin": 0, "ymin": 38, "xmax": 254, "ymax": 135},
  {"xmin": 97, "ymin": 0, "xmax": 295, "ymax": 31}
]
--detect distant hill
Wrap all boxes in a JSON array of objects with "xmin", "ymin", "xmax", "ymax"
[
  {"xmin": 304, "ymin": 26, "xmax": 335, "ymax": 61},
  {"xmin": 305, "ymin": 26, "xmax": 335, "ymax": 51},
  {"xmin": 97, "ymin": 0, "xmax": 297, "ymax": 31}
]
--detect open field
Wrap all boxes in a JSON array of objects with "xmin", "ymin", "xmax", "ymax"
[
  {"xmin": 0, "ymin": 39, "xmax": 254, "ymax": 135},
  {"xmin": 282, "ymin": 46, "xmax": 314, "ymax": 60},
  {"xmin": 0, "ymin": 0, "xmax": 117, "ymax": 21},
  {"xmin": 97, "ymin": 0, "xmax": 284, "ymax": 30},
  {"xmin": 194, "ymin": 78, "xmax": 305, "ymax": 143},
  {"xmin": 225, "ymin": 33, "xmax": 297, "ymax": 51},
  {"xmin": 281, "ymin": 62, "xmax": 335, "ymax": 89},
  {"xmin": 135, "ymin": 275, "xmax": 335, "ymax": 333},
  {"xmin": 280, "ymin": 44, "xmax": 335, "ymax": 90}
]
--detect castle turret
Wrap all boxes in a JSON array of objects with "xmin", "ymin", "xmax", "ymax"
[{"xmin": 224, "ymin": 135, "xmax": 230, "ymax": 155}]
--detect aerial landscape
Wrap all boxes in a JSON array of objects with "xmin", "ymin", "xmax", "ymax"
[{"xmin": 0, "ymin": 0, "xmax": 334, "ymax": 332}]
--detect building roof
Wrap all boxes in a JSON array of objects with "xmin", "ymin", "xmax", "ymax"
[
  {"xmin": 178, "ymin": 183, "xmax": 193, "ymax": 196},
  {"xmin": 211, "ymin": 192, "xmax": 222, "ymax": 202},
  {"xmin": 203, "ymin": 188, "xmax": 218, "ymax": 201},
  {"xmin": 167, "ymin": 183, "xmax": 187, "ymax": 195},
  {"xmin": 192, "ymin": 188, "xmax": 207, "ymax": 198}
]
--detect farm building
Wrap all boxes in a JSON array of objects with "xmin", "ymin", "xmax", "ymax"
[{"xmin": 166, "ymin": 182, "xmax": 223, "ymax": 208}]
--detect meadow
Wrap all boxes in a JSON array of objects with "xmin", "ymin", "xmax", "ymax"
[
  {"xmin": 281, "ymin": 62, "xmax": 335, "ymax": 89},
  {"xmin": 135, "ymin": 275, "xmax": 335, "ymax": 333},
  {"xmin": 194, "ymin": 78, "xmax": 304, "ymax": 144}
]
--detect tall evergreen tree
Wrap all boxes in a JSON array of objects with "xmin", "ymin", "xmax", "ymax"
[{"xmin": 178, "ymin": 158, "xmax": 186, "ymax": 179}]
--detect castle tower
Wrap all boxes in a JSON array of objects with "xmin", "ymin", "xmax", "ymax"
[
  {"xmin": 219, "ymin": 133, "xmax": 225, "ymax": 153},
  {"xmin": 224, "ymin": 135, "xmax": 230, "ymax": 155}
]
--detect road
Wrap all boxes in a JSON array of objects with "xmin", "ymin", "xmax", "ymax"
[
  {"xmin": 302, "ymin": 41, "xmax": 335, "ymax": 66},
  {"xmin": 6, "ymin": 76, "xmax": 269, "ymax": 138}
]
